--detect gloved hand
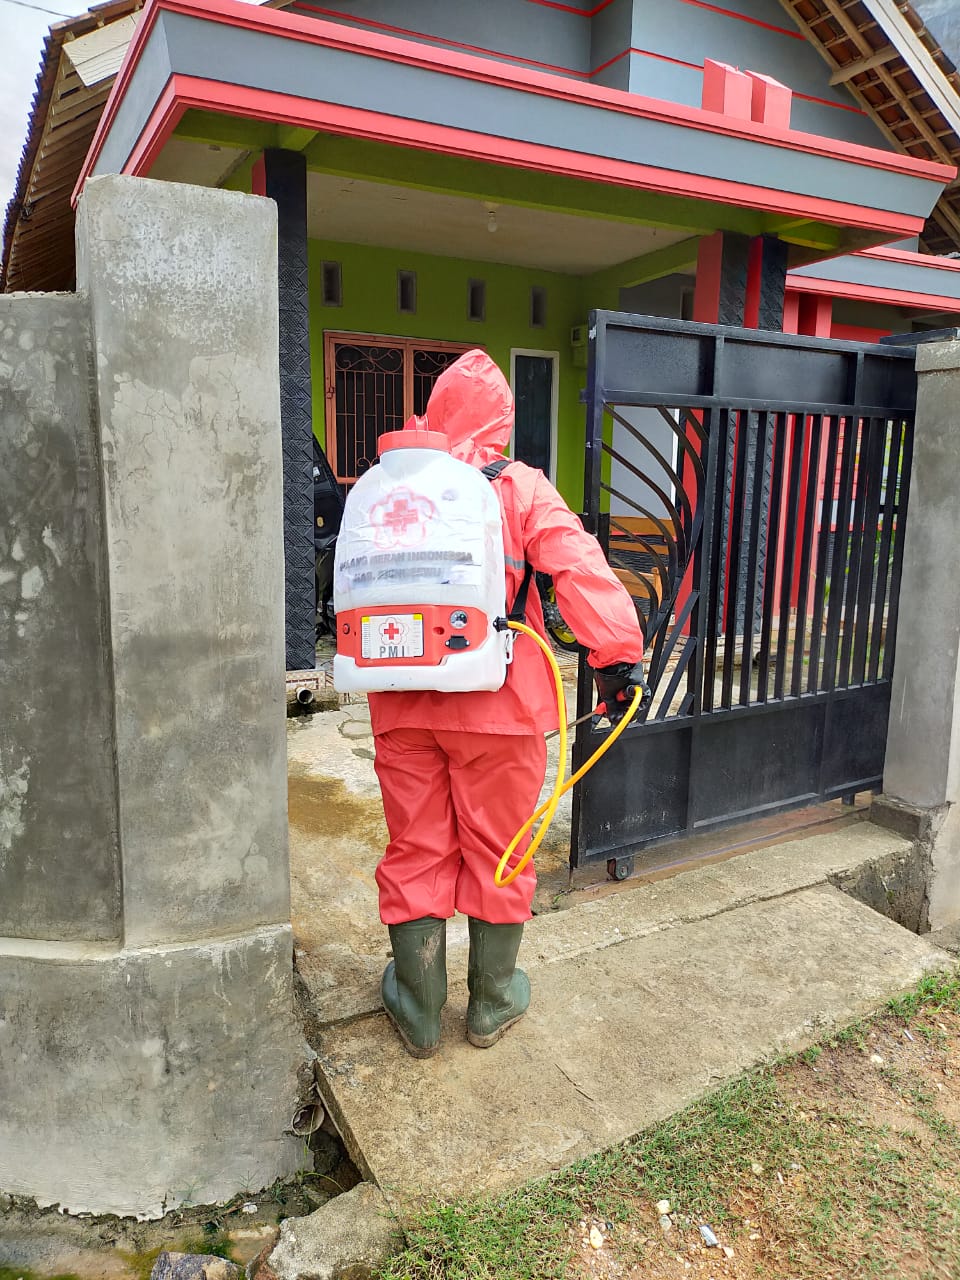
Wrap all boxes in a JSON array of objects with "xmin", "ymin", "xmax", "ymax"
[{"xmin": 593, "ymin": 661, "xmax": 650, "ymax": 725}]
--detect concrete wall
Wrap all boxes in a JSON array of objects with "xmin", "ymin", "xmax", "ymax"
[
  {"xmin": 78, "ymin": 175, "xmax": 291, "ymax": 947},
  {"xmin": 884, "ymin": 338, "xmax": 960, "ymax": 930},
  {"xmin": 0, "ymin": 296, "xmax": 120, "ymax": 941},
  {"xmin": 0, "ymin": 175, "xmax": 307, "ymax": 1217}
]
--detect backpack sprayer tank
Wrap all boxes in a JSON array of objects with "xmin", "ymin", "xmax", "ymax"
[{"xmin": 333, "ymin": 428, "xmax": 510, "ymax": 694}]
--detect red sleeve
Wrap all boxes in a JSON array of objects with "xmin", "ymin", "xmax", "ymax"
[{"xmin": 520, "ymin": 471, "xmax": 644, "ymax": 669}]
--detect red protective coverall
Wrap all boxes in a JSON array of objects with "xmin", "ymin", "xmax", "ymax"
[{"xmin": 369, "ymin": 350, "xmax": 644, "ymax": 925}]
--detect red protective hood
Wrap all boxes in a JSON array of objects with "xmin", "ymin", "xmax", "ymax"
[{"xmin": 424, "ymin": 349, "xmax": 513, "ymax": 467}]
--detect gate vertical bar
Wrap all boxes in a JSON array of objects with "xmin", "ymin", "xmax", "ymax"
[
  {"xmin": 571, "ymin": 313, "xmax": 608, "ymax": 865},
  {"xmin": 821, "ymin": 412, "xmax": 861, "ymax": 690},
  {"xmin": 847, "ymin": 417, "xmax": 884, "ymax": 686},
  {"xmin": 869, "ymin": 417, "xmax": 905, "ymax": 683},
  {"xmin": 790, "ymin": 414, "xmax": 823, "ymax": 697},
  {"xmin": 804, "ymin": 414, "xmax": 842, "ymax": 692},
  {"xmin": 882, "ymin": 419, "xmax": 914, "ymax": 681},
  {"xmin": 757, "ymin": 412, "xmax": 787, "ymax": 702},
  {"xmin": 774, "ymin": 413, "xmax": 805, "ymax": 701},
  {"xmin": 739, "ymin": 410, "xmax": 770, "ymax": 704},
  {"xmin": 687, "ymin": 340, "xmax": 724, "ymax": 831}
]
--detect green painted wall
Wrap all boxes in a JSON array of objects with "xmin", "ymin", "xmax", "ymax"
[{"xmin": 309, "ymin": 239, "xmax": 592, "ymax": 505}]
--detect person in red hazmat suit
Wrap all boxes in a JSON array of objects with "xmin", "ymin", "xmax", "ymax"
[{"xmin": 368, "ymin": 349, "xmax": 645, "ymax": 1058}]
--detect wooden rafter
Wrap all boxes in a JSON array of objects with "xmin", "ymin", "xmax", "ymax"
[{"xmin": 775, "ymin": 0, "xmax": 960, "ymax": 254}]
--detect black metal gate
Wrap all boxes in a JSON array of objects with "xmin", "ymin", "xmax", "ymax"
[{"xmin": 571, "ymin": 312, "xmax": 916, "ymax": 877}]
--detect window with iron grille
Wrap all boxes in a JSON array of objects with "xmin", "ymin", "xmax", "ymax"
[{"xmin": 323, "ymin": 333, "xmax": 473, "ymax": 484}]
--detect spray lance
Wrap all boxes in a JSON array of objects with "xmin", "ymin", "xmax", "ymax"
[{"xmin": 491, "ymin": 620, "xmax": 648, "ymax": 888}]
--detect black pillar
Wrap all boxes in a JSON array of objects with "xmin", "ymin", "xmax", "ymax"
[
  {"xmin": 754, "ymin": 234, "xmax": 789, "ymax": 332},
  {"xmin": 262, "ymin": 148, "xmax": 316, "ymax": 672},
  {"xmin": 714, "ymin": 231, "xmax": 751, "ymax": 326}
]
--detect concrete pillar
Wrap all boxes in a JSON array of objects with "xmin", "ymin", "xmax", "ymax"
[
  {"xmin": 0, "ymin": 175, "xmax": 307, "ymax": 1217},
  {"xmin": 883, "ymin": 339, "xmax": 960, "ymax": 930}
]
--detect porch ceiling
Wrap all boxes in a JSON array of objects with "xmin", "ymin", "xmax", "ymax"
[
  {"xmin": 303, "ymin": 172, "xmax": 688, "ymax": 275},
  {"xmin": 149, "ymin": 136, "xmax": 691, "ymax": 274}
]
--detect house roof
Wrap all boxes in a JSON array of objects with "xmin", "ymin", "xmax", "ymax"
[
  {"xmin": 4, "ymin": 0, "xmax": 960, "ymax": 291},
  {"xmin": 776, "ymin": 0, "xmax": 960, "ymax": 254},
  {"xmin": 1, "ymin": 0, "xmax": 142, "ymax": 293}
]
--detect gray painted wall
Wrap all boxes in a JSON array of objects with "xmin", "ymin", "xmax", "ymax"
[
  {"xmin": 792, "ymin": 252, "xmax": 960, "ymax": 304},
  {"xmin": 95, "ymin": 10, "xmax": 941, "ymax": 228},
  {"xmin": 295, "ymin": 0, "xmax": 893, "ymax": 150},
  {"xmin": 590, "ymin": 0, "xmax": 632, "ymax": 91},
  {"xmin": 628, "ymin": 0, "xmax": 890, "ymax": 149},
  {"xmin": 300, "ymin": 0, "xmax": 592, "ymax": 74},
  {"xmin": 0, "ymin": 296, "xmax": 121, "ymax": 942}
]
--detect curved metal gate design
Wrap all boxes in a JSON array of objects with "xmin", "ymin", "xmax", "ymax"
[{"xmin": 571, "ymin": 312, "xmax": 917, "ymax": 877}]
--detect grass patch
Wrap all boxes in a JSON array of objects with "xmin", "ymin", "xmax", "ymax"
[
  {"xmin": 886, "ymin": 970, "xmax": 960, "ymax": 1022},
  {"xmin": 378, "ymin": 969, "xmax": 960, "ymax": 1280}
]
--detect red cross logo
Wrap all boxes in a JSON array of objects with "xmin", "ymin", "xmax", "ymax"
[
  {"xmin": 370, "ymin": 487, "xmax": 436, "ymax": 548},
  {"xmin": 381, "ymin": 620, "xmax": 403, "ymax": 641},
  {"xmin": 383, "ymin": 498, "xmax": 420, "ymax": 535}
]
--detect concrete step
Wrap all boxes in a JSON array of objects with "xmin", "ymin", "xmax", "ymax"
[{"xmin": 309, "ymin": 824, "xmax": 954, "ymax": 1211}]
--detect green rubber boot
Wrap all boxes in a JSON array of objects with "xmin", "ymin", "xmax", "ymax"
[
  {"xmin": 382, "ymin": 916, "xmax": 447, "ymax": 1059},
  {"xmin": 466, "ymin": 918, "xmax": 531, "ymax": 1048}
]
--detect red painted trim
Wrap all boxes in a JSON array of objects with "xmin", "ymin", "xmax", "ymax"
[
  {"xmin": 72, "ymin": 77, "xmax": 182, "ymax": 205},
  {"xmin": 831, "ymin": 322, "xmax": 892, "ymax": 342},
  {"xmin": 120, "ymin": 77, "xmax": 932, "ymax": 241},
  {"xmin": 288, "ymin": 2, "xmax": 592, "ymax": 78},
  {"xmin": 291, "ymin": 1, "xmax": 864, "ymax": 116},
  {"xmin": 797, "ymin": 292, "xmax": 832, "ymax": 337},
  {"xmin": 79, "ymin": 0, "xmax": 954, "ymax": 193},
  {"xmin": 251, "ymin": 153, "xmax": 266, "ymax": 197},
  {"xmin": 787, "ymin": 274, "xmax": 960, "ymax": 312},
  {"xmin": 692, "ymin": 231, "xmax": 724, "ymax": 322},
  {"xmin": 674, "ymin": 0, "xmax": 803, "ymax": 40},
  {"xmin": 594, "ymin": 45, "xmax": 865, "ymax": 115},
  {"xmin": 524, "ymin": 0, "xmax": 614, "ymax": 15},
  {"xmin": 591, "ymin": 46, "xmax": 701, "ymax": 77},
  {"xmin": 782, "ymin": 291, "xmax": 800, "ymax": 334},
  {"xmin": 858, "ymin": 245, "xmax": 960, "ymax": 273},
  {"xmin": 122, "ymin": 80, "xmax": 182, "ymax": 181},
  {"xmin": 744, "ymin": 235, "xmax": 763, "ymax": 327}
]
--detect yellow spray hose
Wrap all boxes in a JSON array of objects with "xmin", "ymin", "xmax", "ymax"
[{"xmin": 494, "ymin": 620, "xmax": 644, "ymax": 888}]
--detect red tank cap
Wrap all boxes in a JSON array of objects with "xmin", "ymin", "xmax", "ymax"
[{"xmin": 379, "ymin": 429, "xmax": 450, "ymax": 455}]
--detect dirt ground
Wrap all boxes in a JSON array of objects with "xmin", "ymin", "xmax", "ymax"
[{"xmin": 565, "ymin": 1006, "xmax": 960, "ymax": 1280}]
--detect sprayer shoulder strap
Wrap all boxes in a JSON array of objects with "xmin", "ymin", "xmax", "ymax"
[{"xmin": 480, "ymin": 457, "xmax": 534, "ymax": 623}]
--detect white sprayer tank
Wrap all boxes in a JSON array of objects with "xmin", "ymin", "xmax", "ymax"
[{"xmin": 333, "ymin": 428, "xmax": 509, "ymax": 693}]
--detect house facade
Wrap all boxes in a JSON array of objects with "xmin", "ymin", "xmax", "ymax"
[{"xmin": 6, "ymin": 0, "xmax": 960, "ymax": 665}]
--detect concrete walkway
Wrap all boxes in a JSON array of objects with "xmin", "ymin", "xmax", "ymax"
[{"xmin": 288, "ymin": 709, "xmax": 955, "ymax": 1212}]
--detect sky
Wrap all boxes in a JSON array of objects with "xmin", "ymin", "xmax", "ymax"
[
  {"xmin": 913, "ymin": 0, "xmax": 960, "ymax": 69},
  {"xmin": 0, "ymin": 0, "xmax": 94, "ymax": 217}
]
